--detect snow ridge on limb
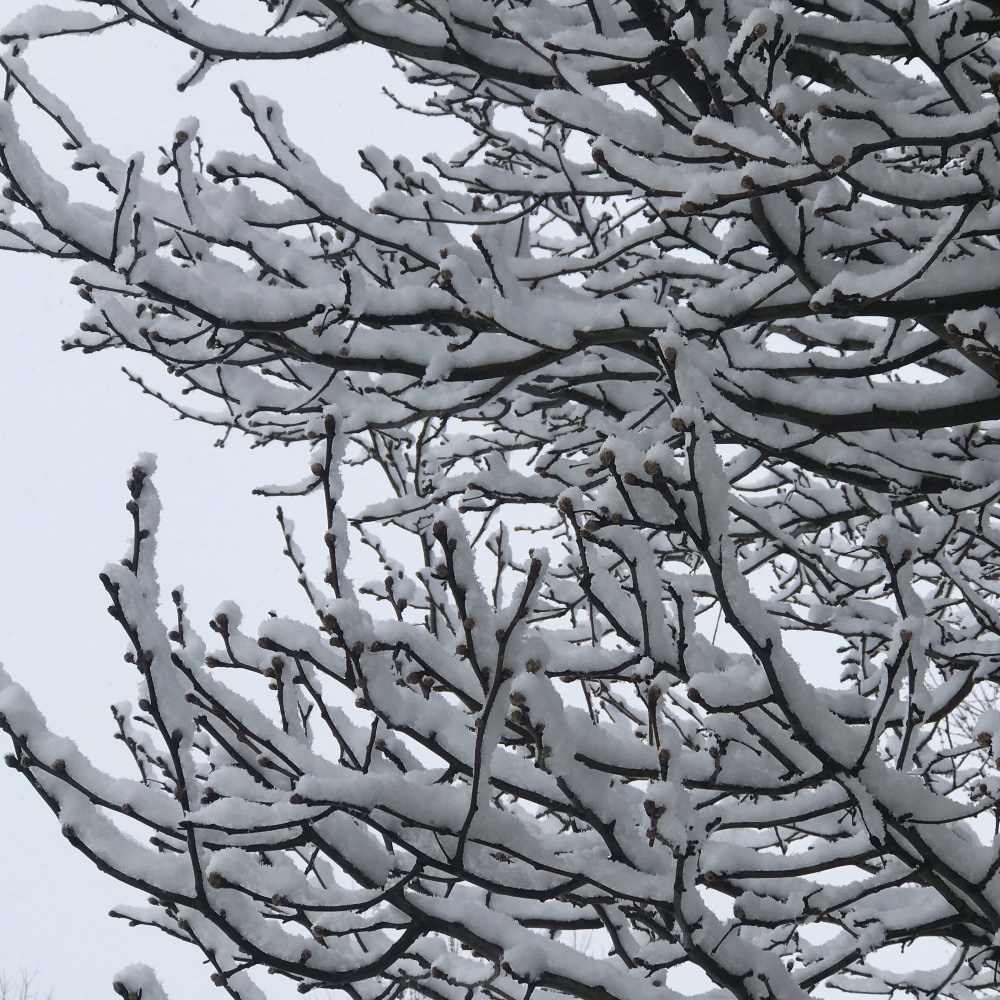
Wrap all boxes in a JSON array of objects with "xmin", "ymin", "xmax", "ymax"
[
  {"xmin": 6, "ymin": 2, "xmax": 1000, "ymax": 1000},
  {"xmin": 2, "ymin": 434, "xmax": 1000, "ymax": 1000},
  {"xmin": 6, "ymin": 0, "xmax": 1000, "ymax": 490}
]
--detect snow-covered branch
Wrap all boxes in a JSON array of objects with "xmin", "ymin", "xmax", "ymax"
[{"xmin": 4, "ymin": 2, "xmax": 1000, "ymax": 1000}]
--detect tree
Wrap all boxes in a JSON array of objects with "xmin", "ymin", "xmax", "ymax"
[
  {"xmin": 2, "ymin": 2, "xmax": 1000, "ymax": 1000},
  {"xmin": 0, "ymin": 971, "xmax": 52, "ymax": 1000}
]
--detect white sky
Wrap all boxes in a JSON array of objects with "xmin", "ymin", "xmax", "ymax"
[{"xmin": 0, "ymin": 5, "xmax": 465, "ymax": 998}]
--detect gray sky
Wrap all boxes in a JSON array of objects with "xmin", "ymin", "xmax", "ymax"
[{"xmin": 0, "ymin": 5, "xmax": 464, "ymax": 998}]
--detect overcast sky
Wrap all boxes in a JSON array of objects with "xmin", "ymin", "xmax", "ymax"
[{"xmin": 0, "ymin": 5, "xmax": 466, "ymax": 998}]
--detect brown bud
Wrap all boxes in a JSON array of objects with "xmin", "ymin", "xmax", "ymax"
[
  {"xmin": 525, "ymin": 659, "xmax": 541, "ymax": 673},
  {"xmin": 643, "ymin": 459, "xmax": 662, "ymax": 476}
]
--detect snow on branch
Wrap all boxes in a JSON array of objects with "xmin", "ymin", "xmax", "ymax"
[{"xmin": 4, "ymin": 2, "xmax": 1000, "ymax": 1000}]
